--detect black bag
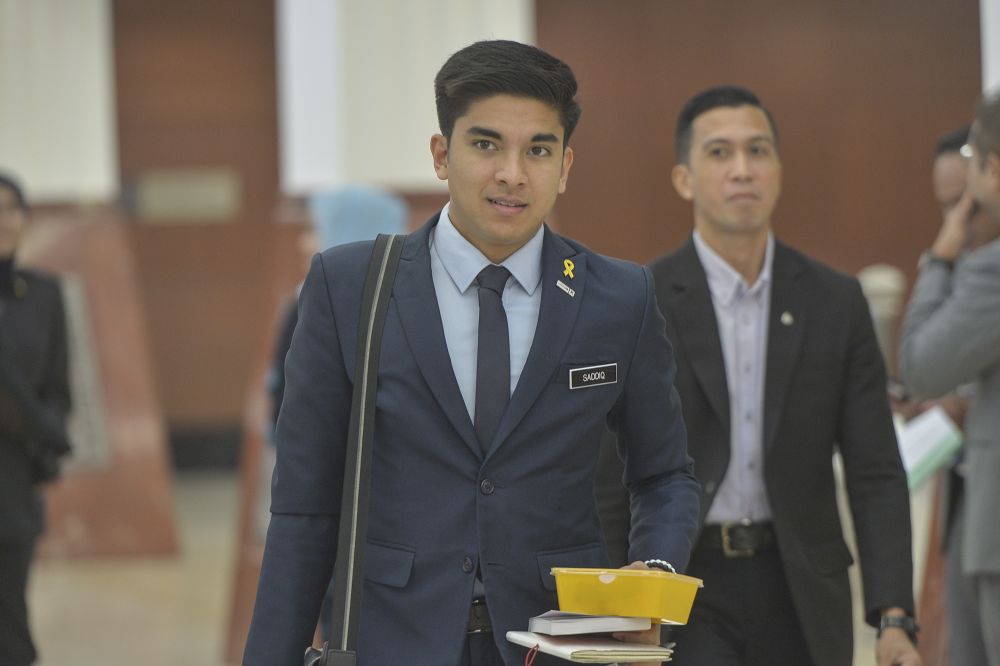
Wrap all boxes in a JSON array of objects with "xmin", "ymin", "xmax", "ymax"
[{"xmin": 304, "ymin": 233, "xmax": 405, "ymax": 666}]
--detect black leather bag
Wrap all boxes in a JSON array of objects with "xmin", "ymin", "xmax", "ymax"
[{"xmin": 303, "ymin": 233, "xmax": 405, "ymax": 666}]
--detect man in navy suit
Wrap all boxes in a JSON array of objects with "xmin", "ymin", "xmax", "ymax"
[{"xmin": 244, "ymin": 40, "xmax": 699, "ymax": 665}]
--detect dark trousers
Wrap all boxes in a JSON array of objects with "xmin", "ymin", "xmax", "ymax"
[
  {"xmin": 461, "ymin": 632, "xmax": 505, "ymax": 666},
  {"xmin": 0, "ymin": 539, "xmax": 36, "ymax": 666},
  {"xmin": 669, "ymin": 544, "xmax": 813, "ymax": 666}
]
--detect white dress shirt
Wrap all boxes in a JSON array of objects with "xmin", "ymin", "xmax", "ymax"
[
  {"xmin": 428, "ymin": 202, "xmax": 543, "ymax": 421},
  {"xmin": 694, "ymin": 230, "xmax": 775, "ymax": 524}
]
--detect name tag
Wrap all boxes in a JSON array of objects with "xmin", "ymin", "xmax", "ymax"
[{"xmin": 569, "ymin": 363, "xmax": 618, "ymax": 390}]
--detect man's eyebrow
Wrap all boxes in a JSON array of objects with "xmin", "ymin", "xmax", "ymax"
[
  {"xmin": 467, "ymin": 126, "xmax": 502, "ymax": 140},
  {"xmin": 531, "ymin": 132, "xmax": 560, "ymax": 144},
  {"xmin": 701, "ymin": 135, "xmax": 774, "ymax": 147}
]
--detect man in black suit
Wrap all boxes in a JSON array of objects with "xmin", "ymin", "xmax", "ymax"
[
  {"xmin": 0, "ymin": 172, "xmax": 72, "ymax": 666},
  {"xmin": 604, "ymin": 86, "xmax": 919, "ymax": 665}
]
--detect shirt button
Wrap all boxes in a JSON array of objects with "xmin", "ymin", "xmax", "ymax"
[
  {"xmin": 462, "ymin": 556, "xmax": 475, "ymax": 573},
  {"xmin": 480, "ymin": 479, "xmax": 495, "ymax": 495}
]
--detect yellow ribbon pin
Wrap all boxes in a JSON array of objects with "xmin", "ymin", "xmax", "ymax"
[{"xmin": 563, "ymin": 259, "xmax": 575, "ymax": 279}]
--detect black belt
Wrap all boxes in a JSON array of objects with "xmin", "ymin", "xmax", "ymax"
[
  {"xmin": 468, "ymin": 598, "xmax": 492, "ymax": 634},
  {"xmin": 698, "ymin": 520, "xmax": 775, "ymax": 557}
]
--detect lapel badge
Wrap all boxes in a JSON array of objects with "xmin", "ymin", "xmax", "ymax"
[
  {"xmin": 780, "ymin": 311, "xmax": 794, "ymax": 326},
  {"xmin": 563, "ymin": 258, "xmax": 575, "ymax": 279},
  {"xmin": 556, "ymin": 279, "xmax": 575, "ymax": 298}
]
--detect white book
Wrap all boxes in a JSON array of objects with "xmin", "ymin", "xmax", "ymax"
[
  {"xmin": 507, "ymin": 631, "xmax": 672, "ymax": 663},
  {"xmin": 528, "ymin": 611, "xmax": 651, "ymax": 635}
]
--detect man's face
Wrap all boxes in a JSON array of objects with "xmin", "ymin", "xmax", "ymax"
[
  {"xmin": 932, "ymin": 152, "xmax": 967, "ymax": 216},
  {"xmin": 430, "ymin": 94, "xmax": 573, "ymax": 263},
  {"xmin": 672, "ymin": 105, "xmax": 782, "ymax": 239},
  {"xmin": 0, "ymin": 185, "xmax": 25, "ymax": 257},
  {"xmin": 966, "ymin": 130, "xmax": 1000, "ymax": 220},
  {"xmin": 934, "ymin": 150, "xmax": 1000, "ymax": 251}
]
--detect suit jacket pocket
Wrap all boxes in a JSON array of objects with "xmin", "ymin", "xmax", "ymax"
[
  {"xmin": 536, "ymin": 542, "xmax": 608, "ymax": 592},
  {"xmin": 364, "ymin": 541, "xmax": 415, "ymax": 588},
  {"xmin": 806, "ymin": 538, "xmax": 854, "ymax": 576}
]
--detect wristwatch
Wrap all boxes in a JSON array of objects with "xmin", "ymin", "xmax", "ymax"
[{"xmin": 878, "ymin": 614, "xmax": 919, "ymax": 644}]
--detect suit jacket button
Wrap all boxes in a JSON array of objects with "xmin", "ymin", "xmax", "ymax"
[
  {"xmin": 480, "ymin": 479, "xmax": 495, "ymax": 495},
  {"xmin": 705, "ymin": 481, "xmax": 717, "ymax": 495},
  {"xmin": 462, "ymin": 556, "xmax": 474, "ymax": 573}
]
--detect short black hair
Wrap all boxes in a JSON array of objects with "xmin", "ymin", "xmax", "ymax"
[
  {"xmin": 972, "ymin": 89, "xmax": 1000, "ymax": 166},
  {"xmin": 934, "ymin": 126, "xmax": 970, "ymax": 157},
  {"xmin": 434, "ymin": 40, "xmax": 582, "ymax": 145},
  {"xmin": 675, "ymin": 85, "xmax": 779, "ymax": 164},
  {"xmin": 0, "ymin": 172, "xmax": 27, "ymax": 211}
]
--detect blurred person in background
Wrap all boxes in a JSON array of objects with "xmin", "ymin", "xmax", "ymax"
[
  {"xmin": 893, "ymin": 126, "xmax": 1000, "ymax": 666},
  {"xmin": 0, "ymin": 172, "xmax": 72, "ymax": 666},
  {"xmin": 900, "ymin": 92, "xmax": 1000, "ymax": 665},
  {"xmin": 261, "ymin": 184, "xmax": 408, "ymax": 641}
]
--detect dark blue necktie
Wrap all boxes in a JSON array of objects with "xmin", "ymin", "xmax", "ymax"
[{"xmin": 474, "ymin": 265, "xmax": 511, "ymax": 454}]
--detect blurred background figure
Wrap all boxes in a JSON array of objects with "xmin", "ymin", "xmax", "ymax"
[
  {"xmin": 265, "ymin": 184, "xmax": 410, "ymax": 442},
  {"xmin": 892, "ymin": 120, "xmax": 1000, "ymax": 666},
  {"xmin": 258, "ymin": 184, "xmax": 409, "ymax": 641},
  {"xmin": 0, "ymin": 173, "xmax": 72, "ymax": 666}
]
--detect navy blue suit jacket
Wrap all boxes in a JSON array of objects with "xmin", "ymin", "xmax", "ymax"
[{"xmin": 244, "ymin": 215, "xmax": 699, "ymax": 665}]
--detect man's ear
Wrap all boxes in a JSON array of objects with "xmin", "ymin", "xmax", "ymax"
[
  {"xmin": 671, "ymin": 163, "xmax": 694, "ymax": 201},
  {"xmin": 987, "ymin": 151, "xmax": 1000, "ymax": 183},
  {"xmin": 557, "ymin": 146, "xmax": 574, "ymax": 194},
  {"xmin": 431, "ymin": 134, "xmax": 449, "ymax": 181}
]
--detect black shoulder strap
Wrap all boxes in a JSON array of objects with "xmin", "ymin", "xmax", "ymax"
[{"xmin": 323, "ymin": 233, "xmax": 405, "ymax": 665}]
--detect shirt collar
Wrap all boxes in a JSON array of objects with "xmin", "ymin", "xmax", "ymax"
[
  {"xmin": 692, "ymin": 230, "xmax": 774, "ymax": 307},
  {"xmin": 432, "ymin": 201, "xmax": 544, "ymax": 295}
]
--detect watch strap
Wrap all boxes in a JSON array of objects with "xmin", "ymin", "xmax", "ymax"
[{"xmin": 878, "ymin": 614, "xmax": 919, "ymax": 644}]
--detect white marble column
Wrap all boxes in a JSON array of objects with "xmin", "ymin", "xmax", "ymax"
[
  {"xmin": 276, "ymin": 0, "xmax": 534, "ymax": 194},
  {"xmin": 0, "ymin": 0, "xmax": 118, "ymax": 202}
]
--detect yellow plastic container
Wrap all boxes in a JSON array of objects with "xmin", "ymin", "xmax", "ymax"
[{"xmin": 551, "ymin": 567, "xmax": 703, "ymax": 625}]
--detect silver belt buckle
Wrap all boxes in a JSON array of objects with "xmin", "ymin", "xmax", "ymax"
[{"xmin": 721, "ymin": 518, "xmax": 755, "ymax": 558}]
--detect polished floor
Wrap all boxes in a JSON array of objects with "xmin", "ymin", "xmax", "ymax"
[
  {"xmin": 25, "ymin": 467, "xmax": 930, "ymax": 665},
  {"xmin": 29, "ymin": 471, "xmax": 239, "ymax": 666}
]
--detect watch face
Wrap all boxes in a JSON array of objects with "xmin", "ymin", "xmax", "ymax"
[{"xmin": 879, "ymin": 615, "xmax": 918, "ymax": 641}]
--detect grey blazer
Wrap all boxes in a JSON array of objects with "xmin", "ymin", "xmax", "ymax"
[{"xmin": 900, "ymin": 238, "xmax": 1000, "ymax": 575}]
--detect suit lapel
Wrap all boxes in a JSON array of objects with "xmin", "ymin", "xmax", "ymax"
[
  {"xmin": 664, "ymin": 241, "xmax": 730, "ymax": 429},
  {"xmin": 763, "ymin": 242, "xmax": 807, "ymax": 452},
  {"xmin": 488, "ymin": 228, "xmax": 584, "ymax": 457},
  {"xmin": 393, "ymin": 216, "xmax": 481, "ymax": 457}
]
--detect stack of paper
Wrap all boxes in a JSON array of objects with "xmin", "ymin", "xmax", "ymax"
[
  {"xmin": 507, "ymin": 631, "xmax": 673, "ymax": 663},
  {"xmin": 895, "ymin": 405, "xmax": 962, "ymax": 489}
]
